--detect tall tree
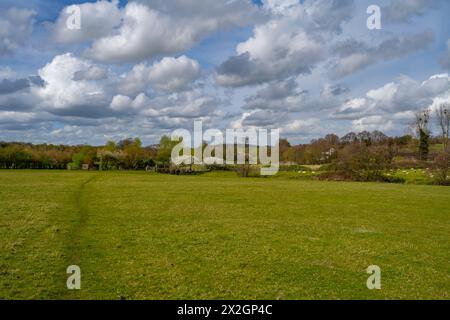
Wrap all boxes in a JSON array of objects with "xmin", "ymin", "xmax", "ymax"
[
  {"xmin": 436, "ymin": 103, "xmax": 450, "ymax": 151},
  {"xmin": 415, "ymin": 109, "xmax": 431, "ymax": 161},
  {"xmin": 156, "ymin": 135, "xmax": 180, "ymax": 165}
]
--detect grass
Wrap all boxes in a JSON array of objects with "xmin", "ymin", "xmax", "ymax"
[
  {"xmin": 387, "ymin": 168, "xmax": 432, "ymax": 185},
  {"xmin": 0, "ymin": 170, "xmax": 449, "ymax": 299}
]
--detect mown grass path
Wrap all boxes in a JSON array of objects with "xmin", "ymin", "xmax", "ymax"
[
  {"xmin": 63, "ymin": 174, "xmax": 98, "ymax": 299},
  {"xmin": 67, "ymin": 174, "xmax": 98, "ymax": 265}
]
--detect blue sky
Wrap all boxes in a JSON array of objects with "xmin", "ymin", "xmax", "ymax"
[{"xmin": 0, "ymin": 0, "xmax": 450, "ymax": 145}]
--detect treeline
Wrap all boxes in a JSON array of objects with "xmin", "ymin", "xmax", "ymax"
[
  {"xmin": 279, "ymin": 131, "xmax": 446, "ymax": 164},
  {"xmin": 0, "ymin": 131, "xmax": 442, "ymax": 169},
  {"xmin": 0, "ymin": 138, "xmax": 157, "ymax": 170},
  {"xmin": 1, "ymin": 128, "xmax": 449, "ymax": 179}
]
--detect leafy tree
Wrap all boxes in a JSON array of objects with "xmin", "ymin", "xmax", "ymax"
[
  {"xmin": 156, "ymin": 135, "xmax": 180, "ymax": 165},
  {"xmin": 415, "ymin": 109, "xmax": 430, "ymax": 161},
  {"xmin": 436, "ymin": 103, "xmax": 450, "ymax": 151}
]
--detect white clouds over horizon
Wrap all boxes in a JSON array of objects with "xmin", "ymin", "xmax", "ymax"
[{"xmin": 1, "ymin": 0, "xmax": 450, "ymax": 145}]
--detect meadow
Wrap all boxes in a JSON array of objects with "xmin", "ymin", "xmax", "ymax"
[{"xmin": 0, "ymin": 170, "xmax": 448, "ymax": 299}]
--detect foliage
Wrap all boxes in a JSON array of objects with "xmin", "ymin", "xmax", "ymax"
[
  {"xmin": 432, "ymin": 150, "xmax": 450, "ymax": 185},
  {"xmin": 326, "ymin": 143, "xmax": 394, "ymax": 182},
  {"xmin": 436, "ymin": 103, "xmax": 450, "ymax": 150},
  {"xmin": 156, "ymin": 135, "xmax": 181, "ymax": 165},
  {"xmin": 235, "ymin": 164, "xmax": 260, "ymax": 177},
  {"xmin": 415, "ymin": 109, "xmax": 431, "ymax": 160}
]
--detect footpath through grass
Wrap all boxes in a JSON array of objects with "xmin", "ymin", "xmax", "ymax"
[{"xmin": 0, "ymin": 170, "xmax": 449, "ymax": 299}]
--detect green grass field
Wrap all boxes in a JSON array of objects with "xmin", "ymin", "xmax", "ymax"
[{"xmin": 0, "ymin": 170, "xmax": 449, "ymax": 300}]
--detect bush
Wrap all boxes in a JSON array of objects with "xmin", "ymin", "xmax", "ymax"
[
  {"xmin": 235, "ymin": 164, "xmax": 260, "ymax": 177},
  {"xmin": 432, "ymin": 151, "xmax": 450, "ymax": 185},
  {"xmin": 327, "ymin": 144, "xmax": 394, "ymax": 182},
  {"xmin": 391, "ymin": 157, "xmax": 427, "ymax": 169},
  {"xmin": 279, "ymin": 164, "xmax": 311, "ymax": 172}
]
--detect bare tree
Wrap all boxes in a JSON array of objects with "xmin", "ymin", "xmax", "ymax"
[
  {"xmin": 415, "ymin": 109, "xmax": 430, "ymax": 161},
  {"xmin": 436, "ymin": 103, "xmax": 450, "ymax": 151}
]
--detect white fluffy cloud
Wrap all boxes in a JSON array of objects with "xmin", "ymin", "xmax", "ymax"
[
  {"xmin": 147, "ymin": 56, "xmax": 201, "ymax": 92},
  {"xmin": 216, "ymin": 0, "xmax": 355, "ymax": 87},
  {"xmin": 1, "ymin": 0, "xmax": 449, "ymax": 144},
  {"xmin": 334, "ymin": 74, "xmax": 450, "ymax": 123},
  {"xmin": 85, "ymin": 2, "xmax": 193, "ymax": 62},
  {"xmin": 53, "ymin": 0, "xmax": 123, "ymax": 44},
  {"xmin": 0, "ymin": 111, "xmax": 39, "ymax": 124},
  {"xmin": 217, "ymin": 22, "xmax": 324, "ymax": 86},
  {"xmin": 330, "ymin": 31, "xmax": 434, "ymax": 78},
  {"xmin": 242, "ymin": 79, "xmax": 306, "ymax": 111},
  {"xmin": 83, "ymin": 0, "xmax": 260, "ymax": 63},
  {"xmin": 0, "ymin": 8, "xmax": 36, "ymax": 56},
  {"xmin": 35, "ymin": 53, "xmax": 113, "ymax": 117},
  {"xmin": 0, "ymin": 51, "xmax": 220, "ymax": 127},
  {"xmin": 119, "ymin": 56, "xmax": 201, "ymax": 95},
  {"xmin": 352, "ymin": 115, "xmax": 394, "ymax": 132},
  {"xmin": 109, "ymin": 93, "xmax": 151, "ymax": 114},
  {"xmin": 231, "ymin": 73, "xmax": 450, "ymax": 139}
]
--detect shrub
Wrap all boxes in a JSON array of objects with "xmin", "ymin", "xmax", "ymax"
[
  {"xmin": 279, "ymin": 164, "xmax": 311, "ymax": 172},
  {"xmin": 391, "ymin": 158, "xmax": 427, "ymax": 169},
  {"xmin": 235, "ymin": 164, "xmax": 260, "ymax": 177},
  {"xmin": 432, "ymin": 151, "xmax": 450, "ymax": 185},
  {"xmin": 328, "ymin": 144, "xmax": 394, "ymax": 182}
]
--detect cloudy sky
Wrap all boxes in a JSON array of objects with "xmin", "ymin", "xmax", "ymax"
[{"xmin": 0, "ymin": 0, "xmax": 449, "ymax": 145}]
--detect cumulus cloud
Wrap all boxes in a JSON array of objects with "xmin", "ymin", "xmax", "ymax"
[
  {"xmin": 242, "ymin": 79, "xmax": 306, "ymax": 111},
  {"xmin": 135, "ymin": 0, "xmax": 261, "ymax": 25},
  {"xmin": 1, "ymin": 0, "xmax": 449, "ymax": 144},
  {"xmin": 73, "ymin": 66, "xmax": 108, "ymax": 81},
  {"xmin": 109, "ymin": 93, "xmax": 152, "ymax": 114},
  {"xmin": 52, "ymin": 0, "xmax": 123, "ymax": 44},
  {"xmin": 119, "ymin": 56, "xmax": 201, "ymax": 95},
  {"xmin": 216, "ymin": 0, "xmax": 355, "ymax": 87},
  {"xmin": 331, "ymin": 31, "xmax": 435, "ymax": 78},
  {"xmin": 84, "ymin": 0, "xmax": 260, "ymax": 63},
  {"xmin": 229, "ymin": 110, "xmax": 286, "ymax": 129},
  {"xmin": 0, "ymin": 109, "xmax": 54, "ymax": 133},
  {"xmin": 0, "ymin": 78, "xmax": 34, "ymax": 95},
  {"xmin": 35, "ymin": 53, "xmax": 114, "ymax": 118},
  {"xmin": 352, "ymin": 115, "xmax": 394, "ymax": 132},
  {"xmin": 334, "ymin": 74, "xmax": 450, "ymax": 122},
  {"xmin": 383, "ymin": 0, "xmax": 442, "ymax": 23},
  {"xmin": 85, "ymin": 2, "xmax": 197, "ymax": 62},
  {"xmin": 0, "ymin": 67, "xmax": 16, "ymax": 80},
  {"xmin": 243, "ymin": 109, "xmax": 289, "ymax": 127},
  {"xmin": 231, "ymin": 73, "xmax": 450, "ymax": 138},
  {"xmin": 0, "ymin": 8, "xmax": 36, "ymax": 56},
  {"xmin": 241, "ymin": 79, "xmax": 348, "ymax": 117},
  {"xmin": 0, "ymin": 91, "xmax": 38, "ymax": 112},
  {"xmin": 0, "ymin": 111, "xmax": 39, "ymax": 124},
  {"xmin": 216, "ymin": 32, "xmax": 324, "ymax": 87},
  {"xmin": 147, "ymin": 56, "xmax": 201, "ymax": 92},
  {"xmin": 0, "ymin": 73, "xmax": 44, "ymax": 112},
  {"xmin": 216, "ymin": 24, "xmax": 322, "ymax": 87},
  {"xmin": 141, "ymin": 89, "xmax": 221, "ymax": 119},
  {"xmin": 280, "ymin": 118, "xmax": 323, "ymax": 137},
  {"xmin": 0, "ymin": 50, "xmax": 220, "ymax": 137}
]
